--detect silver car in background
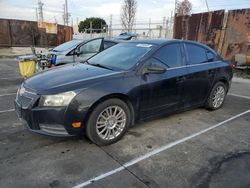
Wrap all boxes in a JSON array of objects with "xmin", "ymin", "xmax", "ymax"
[{"xmin": 37, "ymin": 38, "xmax": 118, "ymax": 71}]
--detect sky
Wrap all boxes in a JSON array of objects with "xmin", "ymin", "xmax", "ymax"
[{"xmin": 0, "ymin": 0, "xmax": 249, "ymax": 26}]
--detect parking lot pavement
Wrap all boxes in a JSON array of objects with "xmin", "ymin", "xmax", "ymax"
[{"xmin": 0, "ymin": 58, "xmax": 250, "ymax": 188}]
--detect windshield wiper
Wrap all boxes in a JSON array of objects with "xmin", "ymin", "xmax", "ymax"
[{"xmin": 90, "ymin": 63, "xmax": 113, "ymax": 70}]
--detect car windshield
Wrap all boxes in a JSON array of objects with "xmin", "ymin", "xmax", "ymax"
[
  {"xmin": 53, "ymin": 40, "xmax": 83, "ymax": 52},
  {"xmin": 87, "ymin": 43, "xmax": 153, "ymax": 70}
]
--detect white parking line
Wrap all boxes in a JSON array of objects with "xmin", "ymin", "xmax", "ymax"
[
  {"xmin": 0, "ymin": 76, "xmax": 22, "ymax": 80},
  {"xmin": 0, "ymin": 93, "xmax": 16, "ymax": 97},
  {"xmin": 73, "ymin": 109, "xmax": 250, "ymax": 188},
  {"xmin": 228, "ymin": 93, "xmax": 250, "ymax": 100},
  {"xmin": 0, "ymin": 109, "xmax": 15, "ymax": 113}
]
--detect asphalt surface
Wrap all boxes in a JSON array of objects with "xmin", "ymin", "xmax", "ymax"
[{"xmin": 0, "ymin": 59, "xmax": 250, "ymax": 188}]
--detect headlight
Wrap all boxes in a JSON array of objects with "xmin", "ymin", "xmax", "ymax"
[{"xmin": 39, "ymin": 91, "xmax": 76, "ymax": 107}]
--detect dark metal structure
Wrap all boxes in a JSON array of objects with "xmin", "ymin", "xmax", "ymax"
[
  {"xmin": 173, "ymin": 8, "xmax": 250, "ymax": 61},
  {"xmin": 0, "ymin": 19, "xmax": 73, "ymax": 47}
]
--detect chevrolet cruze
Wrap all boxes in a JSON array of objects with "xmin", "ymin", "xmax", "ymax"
[{"xmin": 15, "ymin": 40, "xmax": 233, "ymax": 145}]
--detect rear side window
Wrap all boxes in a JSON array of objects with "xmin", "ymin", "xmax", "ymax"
[
  {"xmin": 153, "ymin": 43, "xmax": 182, "ymax": 68},
  {"xmin": 185, "ymin": 43, "xmax": 207, "ymax": 65}
]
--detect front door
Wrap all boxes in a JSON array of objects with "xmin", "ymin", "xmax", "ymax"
[{"xmin": 139, "ymin": 43, "xmax": 188, "ymax": 118}]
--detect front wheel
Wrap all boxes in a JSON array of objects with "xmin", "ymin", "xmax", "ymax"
[
  {"xmin": 205, "ymin": 82, "xmax": 227, "ymax": 110},
  {"xmin": 86, "ymin": 99, "xmax": 131, "ymax": 146}
]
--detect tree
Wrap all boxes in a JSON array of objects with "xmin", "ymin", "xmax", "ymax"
[
  {"xmin": 176, "ymin": 0, "xmax": 192, "ymax": 16},
  {"xmin": 78, "ymin": 17, "xmax": 106, "ymax": 33},
  {"xmin": 120, "ymin": 0, "xmax": 137, "ymax": 32}
]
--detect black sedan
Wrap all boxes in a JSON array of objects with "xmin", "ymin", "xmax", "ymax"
[{"xmin": 15, "ymin": 40, "xmax": 233, "ymax": 145}]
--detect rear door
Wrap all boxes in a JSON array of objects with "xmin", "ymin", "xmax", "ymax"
[
  {"xmin": 183, "ymin": 42, "xmax": 216, "ymax": 107},
  {"xmin": 75, "ymin": 38, "xmax": 104, "ymax": 62}
]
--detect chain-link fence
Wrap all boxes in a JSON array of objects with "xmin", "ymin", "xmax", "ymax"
[{"xmin": 73, "ymin": 17, "xmax": 174, "ymax": 40}]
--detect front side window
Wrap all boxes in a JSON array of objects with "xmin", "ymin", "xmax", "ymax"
[
  {"xmin": 185, "ymin": 43, "xmax": 207, "ymax": 65},
  {"xmin": 79, "ymin": 39, "xmax": 102, "ymax": 54},
  {"xmin": 88, "ymin": 43, "xmax": 152, "ymax": 70},
  {"xmin": 53, "ymin": 40, "xmax": 82, "ymax": 52},
  {"xmin": 153, "ymin": 43, "xmax": 183, "ymax": 68},
  {"xmin": 143, "ymin": 58, "xmax": 168, "ymax": 69}
]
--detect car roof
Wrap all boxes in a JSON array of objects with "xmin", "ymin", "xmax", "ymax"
[
  {"xmin": 72, "ymin": 38, "xmax": 212, "ymax": 51},
  {"xmin": 71, "ymin": 38, "xmax": 120, "ymax": 43},
  {"xmin": 126, "ymin": 39, "xmax": 178, "ymax": 45},
  {"xmin": 126, "ymin": 39, "xmax": 214, "ymax": 50}
]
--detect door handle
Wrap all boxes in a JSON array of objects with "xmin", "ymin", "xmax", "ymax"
[
  {"xmin": 176, "ymin": 76, "xmax": 186, "ymax": 83},
  {"xmin": 209, "ymin": 70, "xmax": 215, "ymax": 75}
]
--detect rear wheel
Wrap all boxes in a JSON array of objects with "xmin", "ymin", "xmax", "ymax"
[
  {"xmin": 86, "ymin": 98, "xmax": 131, "ymax": 145},
  {"xmin": 205, "ymin": 82, "xmax": 227, "ymax": 110}
]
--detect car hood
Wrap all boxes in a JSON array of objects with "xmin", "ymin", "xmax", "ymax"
[{"xmin": 24, "ymin": 63, "xmax": 123, "ymax": 94}]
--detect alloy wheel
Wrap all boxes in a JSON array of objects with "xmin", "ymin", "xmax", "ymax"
[
  {"xmin": 96, "ymin": 106, "xmax": 126, "ymax": 140},
  {"xmin": 212, "ymin": 86, "xmax": 225, "ymax": 108}
]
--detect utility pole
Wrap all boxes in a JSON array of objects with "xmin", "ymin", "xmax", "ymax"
[
  {"xmin": 62, "ymin": 0, "xmax": 70, "ymax": 26},
  {"xmin": 148, "ymin": 18, "xmax": 152, "ymax": 38},
  {"xmin": 205, "ymin": 0, "xmax": 210, "ymax": 12},
  {"xmin": 63, "ymin": 4, "xmax": 65, "ymax": 25},
  {"xmin": 171, "ymin": 10, "xmax": 174, "ymax": 38},
  {"xmin": 109, "ymin": 14, "xmax": 112, "ymax": 39},
  {"xmin": 62, "ymin": 4, "xmax": 65, "ymax": 25},
  {"xmin": 165, "ymin": 18, "xmax": 169, "ymax": 38},
  {"xmin": 38, "ymin": 0, "xmax": 44, "ymax": 23},
  {"xmin": 35, "ymin": 8, "xmax": 38, "ymax": 22},
  {"xmin": 65, "ymin": 0, "xmax": 69, "ymax": 25},
  {"xmin": 174, "ymin": 0, "xmax": 178, "ymax": 16},
  {"xmin": 163, "ymin": 16, "xmax": 166, "ymax": 38}
]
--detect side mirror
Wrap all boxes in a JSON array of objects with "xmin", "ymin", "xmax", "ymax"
[{"xmin": 142, "ymin": 66, "xmax": 166, "ymax": 75}]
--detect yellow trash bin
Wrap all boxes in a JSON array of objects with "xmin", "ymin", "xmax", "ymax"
[{"xmin": 18, "ymin": 55, "xmax": 36, "ymax": 78}]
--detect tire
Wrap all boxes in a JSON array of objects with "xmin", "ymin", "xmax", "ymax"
[
  {"xmin": 205, "ymin": 81, "xmax": 227, "ymax": 110},
  {"xmin": 86, "ymin": 98, "xmax": 131, "ymax": 146}
]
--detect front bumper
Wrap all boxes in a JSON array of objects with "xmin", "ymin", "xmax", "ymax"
[{"xmin": 14, "ymin": 90, "xmax": 87, "ymax": 137}]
